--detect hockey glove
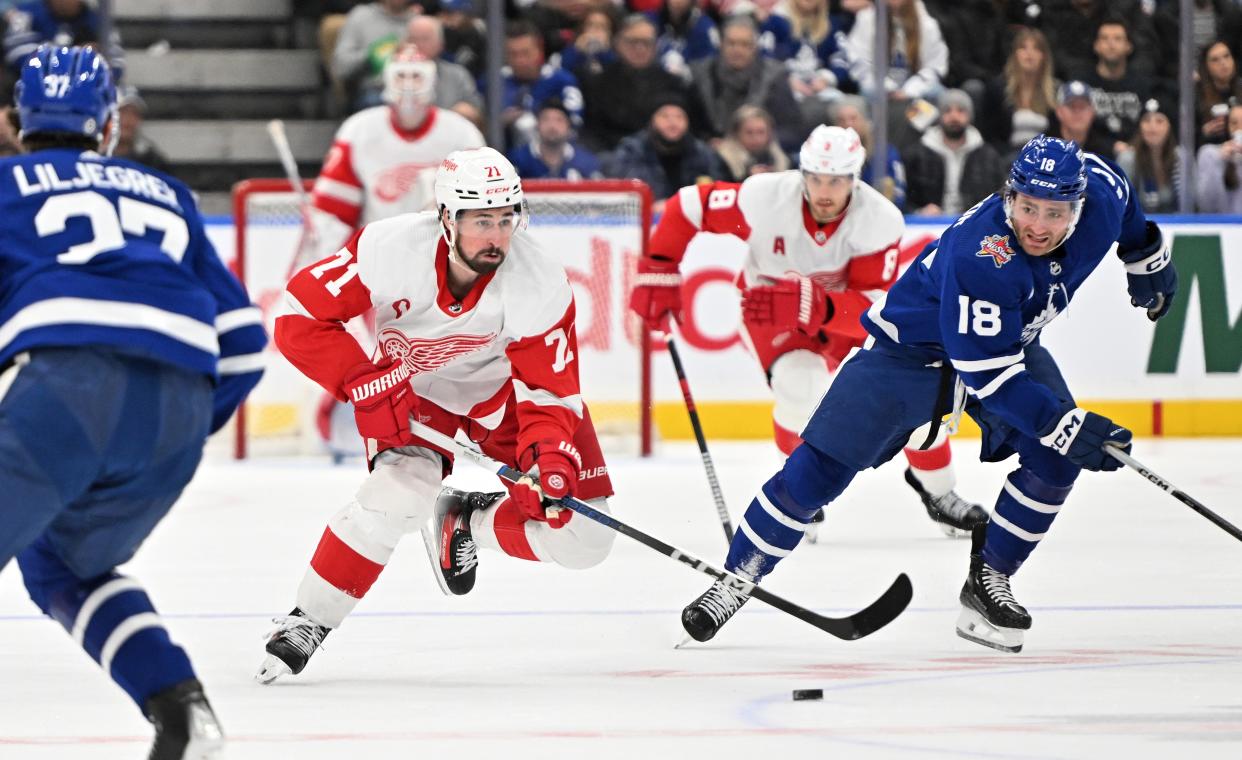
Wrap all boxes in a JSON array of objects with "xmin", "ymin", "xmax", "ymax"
[
  {"xmin": 509, "ymin": 440, "xmax": 582, "ymax": 529},
  {"xmin": 342, "ymin": 360, "xmax": 420, "ymax": 445},
  {"xmin": 1120, "ymin": 221, "xmax": 1178, "ymax": 321},
  {"xmin": 1039, "ymin": 407, "xmax": 1132, "ymax": 472},
  {"xmin": 629, "ymin": 257, "xmax": 683, "ymax": 333},
  {"xmin": 742, "ymin": 276, "xmax": 833, "ymax": 336}
]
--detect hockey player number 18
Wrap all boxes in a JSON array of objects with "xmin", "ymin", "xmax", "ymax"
[
  {"xmin": 957, "ymin": 295, "xmax": 1002, "ymax": 336},
  {"xmin": 37, "ymin": 190, "xmax": 189, "ymax": 265}
]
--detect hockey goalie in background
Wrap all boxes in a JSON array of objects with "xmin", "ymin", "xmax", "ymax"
[
  {"xmin": 306, "ymin": 43, "xmax": 486, "ymax": 458},
  {"xmin": 256, "ymin": 147, "xmax": 616, "ymax": 683},
  {"xmin": 630, "ymin": 125, "xmax": 986, "ymax": 538}
]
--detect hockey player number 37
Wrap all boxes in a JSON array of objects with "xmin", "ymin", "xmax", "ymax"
[
  {"xmin": 36, "ymin": 190, "xmax": 190, "ymax": 265},
  {"xmin": 957, "ymin": 295, "xmax": 1002, "ymax": 336}
]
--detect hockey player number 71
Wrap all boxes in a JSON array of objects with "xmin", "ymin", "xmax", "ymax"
[{"xmin": 36, "ymin": 190, "xmax": 189, "ymax": 265}]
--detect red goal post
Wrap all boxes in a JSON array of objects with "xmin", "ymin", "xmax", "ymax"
[{"xmin": 230, "ymin": 177, "xmax": 654, "ymax": 460}]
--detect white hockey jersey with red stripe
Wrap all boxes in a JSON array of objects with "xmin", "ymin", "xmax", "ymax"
[
  {"xmin": 275, "ymin": 211, "xmax": 582, "ymax": 454},
  {"xmin": 648, "ymin": 170, "xmax": 904, "ymax": 341},
  {"xmin": 311, "ymin": 105, "xmax": 486, "ymax": 231}
]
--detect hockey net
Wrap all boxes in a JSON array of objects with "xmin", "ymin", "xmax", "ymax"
[{"xmin": 229, "ymin": 178, "xmax": 654, "ymax": 460}]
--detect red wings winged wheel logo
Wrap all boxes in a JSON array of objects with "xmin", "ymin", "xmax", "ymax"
[{"xmin": 378, "ymin": 328, "xmax": 497, "ymax": 374}]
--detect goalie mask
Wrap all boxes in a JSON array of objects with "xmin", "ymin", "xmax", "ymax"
[
  {"xmin": 434, "ymin": 147, "xmax": 526, "ymax": 252},
  {"xmin": 382, "ymin": 44, "xmax": 436, "ymax": 124}
]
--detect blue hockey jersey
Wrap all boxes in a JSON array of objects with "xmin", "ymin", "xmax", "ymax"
[
  {"xmin": 0, "ymin": 148, "xmax": 266, "ymax": 433},
  {"xmin": 862, "ymin": 154, "xmax": 1149, "ymax": 441}
]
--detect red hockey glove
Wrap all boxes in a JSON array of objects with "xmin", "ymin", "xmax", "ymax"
[
  {"xmin": 742, "ymin": 276, "xmax": 834, "ymax": 335},
  {"xmin": 509, "ymin": 440, "xmax": 582, "ymax": 529},
  {"xmin": 342, "ymin": 360, "xmax": 420, "ymax": 445},
  {"xmin": 629, "ymin": 257, "xmax": 683, "ymax": 333}
]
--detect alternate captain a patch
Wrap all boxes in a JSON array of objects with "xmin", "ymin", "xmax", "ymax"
[{"xmin": 976, "ymin": 234, "xmax": 1014, "ymax": 268}]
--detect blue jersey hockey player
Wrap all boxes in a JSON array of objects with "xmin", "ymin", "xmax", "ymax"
[
  {"xmin": 679, "ymin": 135, "xmax": 1178, "ymax": 653},
  {"xmin": 0, "ymin": 47, "xmax": 267, "ymax": 758}
]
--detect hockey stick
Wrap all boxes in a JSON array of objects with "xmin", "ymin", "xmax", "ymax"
[
  {"xmin": 664, "ymin": 330, "xmax": 735, "ymax": 544},
  {"xmin": 266, "ymin": 119, "xmax": 319, "ymax": 278},
  {"xmin": 1106, "ymin": 444, "xmax": 1242, "ymax": 542},
  {"xmin": 410, "ymin": 420, "xmax": 913, "ymax": 641}
]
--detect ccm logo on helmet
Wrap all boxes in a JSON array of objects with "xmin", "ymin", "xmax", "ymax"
[
  {"xmin": 1029, "ymin": 178, "xmax": 1057, "ymax": 188},
  {"xmin": 485, "ymin": 186, "xmax": 512, "ymax": 194}
]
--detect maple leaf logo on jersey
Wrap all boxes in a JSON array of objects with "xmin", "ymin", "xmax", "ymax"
[
  {"xmin": 976, "ymin": 234, "xmax": 1014, "ymax": 268},
  {"xmin": 375, "ymin": 163, "xmax": 438, "ymax": 203},
  {"xmin": 378, "ymin": 328, "xmax": 497, "ymax": 374}
]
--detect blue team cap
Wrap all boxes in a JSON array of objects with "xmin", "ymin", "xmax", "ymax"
[{"xmin": 1056, "ymin": 80, "xmax": 1093, "ymax": 107}]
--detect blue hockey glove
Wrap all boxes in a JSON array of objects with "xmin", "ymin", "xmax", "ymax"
[
  {"xmin": 1039, "ymin": 407, "xmax": 1132, "ymax": 472},
  {"xmin": 1119, "ymin": 221, "xmax": 1177, "ymax": 321}
]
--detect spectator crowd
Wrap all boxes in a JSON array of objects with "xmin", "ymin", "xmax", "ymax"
[{"xmin": 11, "ymin": 1, "xmax": 1242, "ymax": 215}]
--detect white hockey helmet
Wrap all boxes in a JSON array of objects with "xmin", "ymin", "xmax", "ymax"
[
  {"xmin": 799, "ymin": 125, "xmax": 866, "ymax": 178},
  {"xmin": 382, "ymin": 44, "xmax": 436, "ymax": 106},
  {"xmin": 434, "ymin": 147, "xmax": 525, "ymax": 242}
]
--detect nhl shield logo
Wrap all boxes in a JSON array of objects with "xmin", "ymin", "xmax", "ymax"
[
  {"xmin": 977, "ymin": 234, "xmax": 1013, "ymax": 268},
  {"xmin": 1050, "ymin": 261, "xmax": 1062, "ymax": 275},
  {"xmin": 814, "ymin": 230, "xmax": 827, "ymax": 244}
]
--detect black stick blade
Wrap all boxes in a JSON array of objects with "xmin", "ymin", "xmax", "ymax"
[{"xmin": 751, "ymin": 572, "xmax": 913, "ymax": 641}]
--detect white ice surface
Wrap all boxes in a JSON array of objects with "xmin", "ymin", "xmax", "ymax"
[{"xmin": 2, "ymin": 438, "xmax": 1241, "ymax": 759}]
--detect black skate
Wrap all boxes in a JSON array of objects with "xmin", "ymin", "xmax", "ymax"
[
  {"xmin": 956, "ymin": 525, "xmax": 1031, "ymax": 653},
  {"xmin": 681, "ymin": 579, "xmax": 751, "ymax": 642},
  {"xmin": 422, "ymin": 488, "xmax": 500, "ymax": 596},
  {"xmin": 255, "ymin": 607, "xmax": 331, "ymax": 684},
  {"xmin": 145, "ymin": 678, "xmax": 224, "ymax": 760},
  {"xmin": 905, "ymin": 468, "xmax": 988, "ymax": 538},
  {"xmin": 804, "ymin": 508, "xmax": 826, "ymax": 544}
]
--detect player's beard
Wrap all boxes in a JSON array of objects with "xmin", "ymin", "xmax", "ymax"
[{"xmin": 458, "ymin": 243, "xmax": 506, "ymax": 274}]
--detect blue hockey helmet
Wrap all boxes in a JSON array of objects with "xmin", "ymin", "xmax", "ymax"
[
  {"xmin": 1007, "ymin": 134, "xmax": 1087, "ymax": 202},
  {"xmin": 15, "ymin": 45, "xmax": 116, "ymax": 145}
]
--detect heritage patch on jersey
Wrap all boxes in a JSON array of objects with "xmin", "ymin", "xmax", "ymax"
[
  {"xmin": 378, "ymin": 328, "xmax": 497, "ymax": 374},
  {"xmin": 976, "ymin": 234, "xmax": 1014, "ymax": 268}
]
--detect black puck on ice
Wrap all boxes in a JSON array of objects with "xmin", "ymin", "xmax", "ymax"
[{"xmin": 792, "ymin": 689, "xmax": 823, "ymax": 701}]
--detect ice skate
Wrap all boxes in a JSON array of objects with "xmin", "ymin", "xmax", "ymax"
[
  {"xmin": 145, "ymin": 678, "xmax": 224, "ymax": 760},
  {"xmin": 905, "ymin": 468, "xmax": 988, "ymax": 537},
  {"xmin": 956, "ymin": 526, "xmax": 1030, "ymax": 653},
  {"xmin": 422, "ymin": 488, "xmax": 500, "ymax": 596},
  {"xmin": 803, "ymin": 508, "xmax": 826, "ymax": 544},
  {"xmin": 681, "ymin": 579, "xmax": 751, "ymax": 642},
  {"xmin": 255, "ymin": 608, "xmax": 331, "ymax": 684}
]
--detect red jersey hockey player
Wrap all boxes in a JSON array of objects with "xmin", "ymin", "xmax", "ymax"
[
  {"xmin": 630, "ymin": 124, "xmax": 986, "ymax": 538},
  {"xmin": 256, "ymin": 147, "xmax": 616, "ymax": 683},
  {"xmin": 309, "ymin": 44, "xmax": 486, "ymax": 254}
]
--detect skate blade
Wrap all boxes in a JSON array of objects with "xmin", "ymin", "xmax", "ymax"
[
  {"xmin": 182, "ymin": 734, "xmax": 226, "ymax": 760},
  {"xmin": 419, "ymin": 522, "xmax": 453, "ymax": 597},
  {"xmin": 955, "ymin": 607, "xmax": 1023, "ymax": 653},
  {"xmin": 254, "ymin": 655, "xmax": 292, "ymax": 685},
  {"xmin": 673, "ymin": 633, "xmax": 694, "ymax": 649},
  {"xmin": 938, "ymin": 523, "xmax": 970, "ymax": 539}
]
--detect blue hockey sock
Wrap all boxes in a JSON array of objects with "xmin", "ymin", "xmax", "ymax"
[
  {"xmin": 725, "ymin": 444, "xmax": 855, "ymax": 580},
  {"xmin": 983, "ymin": 467, "xmax": 1074, "ymax": 575},
  {"xmin": 18, "ymin": 546, "xmax": 195, "ymax": 712}
]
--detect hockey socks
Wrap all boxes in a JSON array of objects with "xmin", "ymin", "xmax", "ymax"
[
  {"xmin": 726, "ymin": 445, "xmax": 855, "ymax": 579},
  {"xmin": 17, "ymin": 542, "xmax": 195, "ymax": 711},
  {"xmin": 984, "ymin": 467, "xmax": 1074, "ymax": 575},
  {"xmin": 903, "ymin": 438, "xmax": 955, "ymax": 496}
]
